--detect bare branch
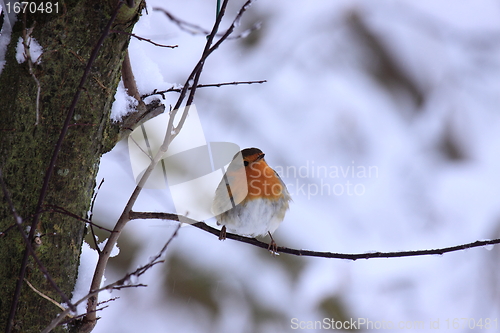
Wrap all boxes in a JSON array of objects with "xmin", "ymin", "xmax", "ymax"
[
  {"xmin": 129, "ymin": 211, "xmax": 500, "ymax": 260},
  {"xmin": 118, "ymin": 99, "xmax": 165, "ymax": 135},
  {"xmin": 141, "ymin": 80, "xmax": 267, "ymax": 99},
  {"xmin": 121, "ymin": 50, "xmax": 142, "ymax": 103},
  {"xmin": 117, "ymin": 50, "xmax": 167, "ymax": 136},
  {"xmin": 110, "ymin": 29, "xmax": 178, "ymax": 48},
  {"xmin": 86, "ymin": 0, "xmax": 256, "ymax": 326}
]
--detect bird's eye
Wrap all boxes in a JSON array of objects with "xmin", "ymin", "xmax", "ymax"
[{"xmin": 244, "ymin": 161, "xmax": 249, "ymax": 167}]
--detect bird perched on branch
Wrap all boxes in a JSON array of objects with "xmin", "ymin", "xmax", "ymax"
[{"xmin": 212, "ymin": 147, "xmax": 291, "ymax": 253}]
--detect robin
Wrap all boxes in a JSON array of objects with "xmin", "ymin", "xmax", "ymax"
[{"xmin": 212, "ymin": 147, "xmax": 291, "ymax": 253}]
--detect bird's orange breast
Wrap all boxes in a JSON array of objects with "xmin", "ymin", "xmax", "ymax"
[{"xmin": 245, "ymin": 160, "xmax": 285, "ymax": 201}]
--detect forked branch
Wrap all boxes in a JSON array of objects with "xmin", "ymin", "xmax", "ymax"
[{"xmin": 84, "ymin": 0, "xmax": 254, "ymax": 327}]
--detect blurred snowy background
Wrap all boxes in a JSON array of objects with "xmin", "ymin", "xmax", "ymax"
[{"xmin": 89, "ymin": 0, "xmax": 500, "ymax": 332}]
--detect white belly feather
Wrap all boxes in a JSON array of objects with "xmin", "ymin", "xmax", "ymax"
[{"xmin": 215, "ymin": 197, "xmax": 289, "ymax": 237}]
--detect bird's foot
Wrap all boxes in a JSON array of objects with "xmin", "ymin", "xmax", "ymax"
[
  {"xmin": 267, "ymin": 231, "xmax": 279, "ymax": 256},
  {"xmin": 219, "ymin": 225, "xmax": 227, "ymax": 241}
]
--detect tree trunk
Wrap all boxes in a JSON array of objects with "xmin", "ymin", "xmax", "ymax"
[{"xmin": 0, "ymin": 1, "xmax": 142, "ymax": 331}]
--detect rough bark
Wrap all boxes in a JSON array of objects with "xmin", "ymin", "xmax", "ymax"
[{"xmin": 0, "ymin": 1, "xmax": 142, "ymax": 332}]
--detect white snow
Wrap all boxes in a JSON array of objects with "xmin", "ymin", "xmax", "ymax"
[
  {"xmin": 98, "ymin": 240, "xmax": 120, "ymax": 258},
  {"xmin": 70, "ymin": 239, "xmax": 120, "ymax": 315},
  {"xmin": 70, "ymin": 242, "xmax": 101, "ymax": 315},
  {"xmin": 110, "ymin": 80, "xmax": 139, "ymax": 122},
  {"xmin": 15, "ymin": 36, "xmax": 43, "ymax": 64},
  {"xmin": 0, "ymin": 4, "xmax": 16, "ymax": 74}
]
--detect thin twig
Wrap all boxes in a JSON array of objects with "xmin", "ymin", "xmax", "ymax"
[
  {"xmin": 154, "ymin": 8, "xmax": 211, "ymax": 35},
  {"xmin": 24, "ymin": 279, "xmax": 68, "ymax": 312},
  {"xmin": 58, "ymin": 304, "xmax": 110, "ymax": 327},
  {"xmin": 141, "ymin": 80, "xmax": 267, "ymax": 99},
  {"xmin": 89, "ymin": 179, "xmax": 104, "ymax": 221},
  {"xmin": 21, "ymin": 16, "xmax": 41, "ymax": 126},
  {"xmin": 172, "ymin": 0, "xmax": 255, "ymax": 141},
  {"xmin": 89, "ymin": 179, "xmax": 105, "ymax": 253},
  {"xmin": 42, "ymin": 224, "xmax": 181, "ymax": 333},
  {"xmin": 171, "ymin": 0, "xmax": 232, "ymax": 113},
  {"xmin": 129, "ymin": 211, "xmax": 500, "ymax": 260},
  {"xmin": 110, "ymin": 29, "xmax": 178, "ymax": 48},
  {"xmin": 44, "ymin": 205, "xmax": 113, "ymax": 233},
  {"xmin": 0, "ymin": 223, "xmax": 17, "ymax": 238},
  {"xmin": 154, "ymin": 7, "xmax": 261, "ymax": 41}
]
